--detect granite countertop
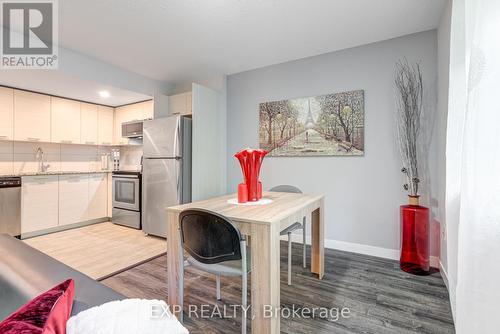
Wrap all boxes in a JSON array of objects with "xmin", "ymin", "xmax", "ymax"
[{"xmin": 0, "ymin": 170, "xmax": 113, "ymax": 178}]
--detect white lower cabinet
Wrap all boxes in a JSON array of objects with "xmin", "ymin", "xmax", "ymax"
[
  {"xmin": 21, "ymin": 173, "xmax": 110, "ymax": 235},
  {"xmin": 59, "ymin": 174, "xmax": 89, "ymax": 226},
  {"xmin": 88, "ymin": 173, "xmax": 108, "ymax": 220},
  {"xmin": 21, "ymin": 176, "xmax": 59, "ymax": 234}
]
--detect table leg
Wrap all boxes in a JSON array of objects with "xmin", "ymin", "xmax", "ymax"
[
  {"xmin": 166, "ymin": 210, "xmax": 182, "ymax": 315},
  {"xmin": 251, "ymin": 223, "xmax": 281, "ymax": 333},
  {"xmin": 311, "ymin": 200, "xmax": 325, "ymax": 279}
]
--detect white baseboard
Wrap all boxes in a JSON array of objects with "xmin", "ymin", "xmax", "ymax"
[
  {"xmin": 281, "ymin": 234, "xmax": 441, "ymax": 265},
  {"xmin": 280, "ymin": 234, "xmax": 400, "ymax": 260},
  {"xmin": 439, "ymin": 260, "xmax": 456, "ymax": 323},
  {"xmin": 439, "ymin": 260, "xmax": 449, "ymax": 289}
]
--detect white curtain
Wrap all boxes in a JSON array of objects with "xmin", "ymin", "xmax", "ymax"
[{"xmin": 455, "ymin": 0, "xmax": 500, "ymax": 332}]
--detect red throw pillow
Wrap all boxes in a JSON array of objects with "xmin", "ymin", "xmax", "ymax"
[{"xmin": 0, "ymin": 279, "xmax": 74, "ymax": 334}]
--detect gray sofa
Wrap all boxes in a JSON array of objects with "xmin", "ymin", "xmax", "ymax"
[{"xmin": 0, "ymin": 234, "xmax": 124, "ymax": 321}]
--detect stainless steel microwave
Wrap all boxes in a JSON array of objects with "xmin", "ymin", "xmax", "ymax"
[{"xmin": 122, "ymin": 120, "xmax": 143, "ymax": 138}]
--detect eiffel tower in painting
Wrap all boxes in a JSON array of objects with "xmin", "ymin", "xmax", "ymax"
[{"xmin": 305, "ymin": 98, "xmax": 315, "ymax": 129}]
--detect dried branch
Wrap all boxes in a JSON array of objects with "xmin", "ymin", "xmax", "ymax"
[{"xmin": 395, "ymin": 59, "xmax": 423, "ymax": 197}]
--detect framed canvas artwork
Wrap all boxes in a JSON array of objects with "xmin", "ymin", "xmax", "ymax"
[{"xmin": 259, "ymin": 89, "xmax": 364, "ymax": 156}]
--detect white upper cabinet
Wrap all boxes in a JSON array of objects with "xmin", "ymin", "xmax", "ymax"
[
  {"xmin": 98, "ymin": 106, "xmax": 114, "ymax": 146},
  {"xmin": 0, "ymin": 87, "xmax": 14, "ymax": 141},
  {"xmin": 113, "ymin": 100, "xmax": 153, "ymax": 145},
  {"xmin": 51, "ymin": 97, "xmax": 81, "ymax": 144},
  {"xmin": 80, "ymin": 103, "xmax": 98, "ymax": 145},
  {"xmin": 133, "ymin": 100, "xmax": 154, "ymax": 120},
  {"xmin": 14, "ymin": 90, "xmax": 51, "ymax": 142},
  {"xmin": 113, "ymin": 105, "xmax": 130, "ymax": 145},
  {"xmin": 169, "ymin": 92, "xmax": 192, "ymax": 115}
]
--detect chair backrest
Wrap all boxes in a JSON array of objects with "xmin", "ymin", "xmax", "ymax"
[
  {"xmin": 269, "ymin": 185, "xmax": 303, "ymax": 194},
  {"xmin": 179, "ymin": 209, "xmax": 243, "ymax": 264}
]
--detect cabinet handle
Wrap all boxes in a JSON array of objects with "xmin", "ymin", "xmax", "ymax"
[
  {"xmin": 27, "ymin": 137, "xmax": 40, "ymax": 142},
  {"xmin": 101, "ymin": 142, "xmax": 111, "ymax": 145},
  {"xmin": 61, "ymin": 140, "xmax": 72, "ymax": 144},
  {"xmin": 85, "ymin": 141, "xmax": 96, "ymax": 145},
  {"xmin": 0, "ymin": 135, "xmax": 8, "ymax": 139}
]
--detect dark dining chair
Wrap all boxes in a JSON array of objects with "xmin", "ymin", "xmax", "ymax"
[
  {"xmin": 269, "ymin": 185, "xmax": 306, "ymax": 285},
  {"xmin": 179, "ymin": 208, "xmax": 250, "ymax": 334}
]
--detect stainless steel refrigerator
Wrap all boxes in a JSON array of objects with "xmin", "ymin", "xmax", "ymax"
[{"xmin": 142, "ymin": 115, "xmax": 192, "ymax": 237}]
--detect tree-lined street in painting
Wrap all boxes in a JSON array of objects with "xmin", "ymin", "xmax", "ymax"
[
  {"xmin": 259, "ymin": 90, "xmax": 364, "ymax": 156},
  {"xmin": 270, "ymin": 129, "xmax": 363, "ymax": 156}
]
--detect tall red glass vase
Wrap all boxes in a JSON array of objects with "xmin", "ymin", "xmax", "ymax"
[
  {"xmin": 235, "ymin": 148, "xmax": 268, "ymax": 202},
  {"xmin": 400, "ymin": 197, "xmax": 430, "ymax": 275}
]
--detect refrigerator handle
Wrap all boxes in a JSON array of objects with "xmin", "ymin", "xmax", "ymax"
[
  {"xmin": 176, "ymin": 159, "xmax": 182, "ymax": 204},
  {"xmin": 174, "ymin": 117, "xmax": 181, "ymax": 157}
]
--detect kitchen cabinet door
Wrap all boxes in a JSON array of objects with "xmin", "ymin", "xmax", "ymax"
[
  {"xmin": 0, "ymin": 87, "xmax": 14, "ymax": 141},
  {"xmin": 59, "ymin": 174, "xmax": 89, "ymax": 226},
  {"xmin": 80, "ymin": 103, "xmax": 98, "ymax": 145},
  {"xmin": 14, "ymin": 90, "xmax": 51, "ymax": 142},
  {"xmin": 142, "ymin": 100, "xmax": 154, "ymax": 119},
  {"xmin": 113, "ymin": 106, "xmax": 130, "ymax": 145},
  {"xmin": 21, "ymin": 175, "xmax": 59, "ymax": 234},
  {"xmin": 168, "ymin": 93, "xmax": 185, "ymax": 115},
  {"xmin": 88, "ymin": 173, "xmax": 108, "ymax": 220},
  {"xmin": 183, "ymin": 92, "xmax": 192, "ymax": 115},
  {"xmin": 130, "ymin": 100, "xmax": 153, "ymax": 120},
  {"xmin": 98, "ymin": 106, "xmax": 114, "ymax": 145},
  {"xmin": 51, "ymin": 97, "xmax": 81, "ymax": 144},
  {"xmin": 169, "ymin": 92, "xmax": 192, "ymax": 115}
]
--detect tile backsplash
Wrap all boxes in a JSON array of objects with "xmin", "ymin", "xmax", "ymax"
[
  {"xmin": 118, "ymin": 145, "xmax": 143, "ymax": 171},
  {"xmin": 0, "ymin": 141, "xmax": 114, "ymax": 175},
  {"xmin": 0, "ymin": 141, "xmax": 13, "ymax": 174}
]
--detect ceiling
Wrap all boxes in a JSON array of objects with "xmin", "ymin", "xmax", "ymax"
[
  {"xmin": 0, "ymin": 71, "xmax": 152, "ymax": 106},
  {"xmin": 0, "ymin": 0, "xmax": 446, "ymax": 104},
  {"xmin": 59, "ymin": 0, "xmax": 446, "ymax": 83}
]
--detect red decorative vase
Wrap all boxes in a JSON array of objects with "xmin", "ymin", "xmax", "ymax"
[
  {"xmin": 400, "ymin": 196, "xmax": 430, "ymax": 275},
  {"xmin": 235, "ymin": 148, "xmax": 268, "ymax": 202},
  {"xmin": 238, "ymin": 183, "xmax": 248, "ymax": 203},
  {"xmin": 257, "ymin": 181, "xmax": 263, "ymax": 200}
]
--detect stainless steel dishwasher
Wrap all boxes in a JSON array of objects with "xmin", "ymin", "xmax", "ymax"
[{"xmin": 0, "ymin": 177, "xmax": 21, "ymax": 237}]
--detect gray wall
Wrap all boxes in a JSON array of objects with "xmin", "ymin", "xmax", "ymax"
[{"xmin": 227, "ymin": 30, "xmax": 439, "ymax": 253}]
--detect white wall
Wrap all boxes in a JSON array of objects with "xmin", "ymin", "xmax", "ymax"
[
  {"xmin": 436, "ymin": 0, "xmax": 454, "ymax": 311},
  {"xmin": 442, "ymin": 0, "xmax": 467, "ymax": 316},
  {"xmin": 226, "ymin": 31, "xmax": 440, "ymax": 256},
  {"xmin": 192, "ymin": 83, "xmax": 226, "ymax": 201},
  {"xmin": 170, "ymin": 76, "xmax": 228, "ymax": 194},
  {"xmin": 58, "ymin": 47, "xmax": 171, "ymax": 97}
]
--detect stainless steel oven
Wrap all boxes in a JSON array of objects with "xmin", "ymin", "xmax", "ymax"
[{"xmin": 112, "ymin": 171, "xmax": 141, "ymax": 229}]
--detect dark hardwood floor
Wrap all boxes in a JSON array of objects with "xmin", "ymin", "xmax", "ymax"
[{"xmin": 101, "ymin": 242, "xmax": 455, "ymax": 334}]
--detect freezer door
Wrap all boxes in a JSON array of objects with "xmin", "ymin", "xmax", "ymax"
[
  {"xmin": 142, "ymin": 158, "xmax": 182, "ymax": 237},
  {"xmin": 143, "ymin": 117, "xmax": 181, "ymax": 158}
]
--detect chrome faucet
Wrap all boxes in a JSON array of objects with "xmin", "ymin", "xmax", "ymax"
[{"xmin": 35, "ymin": 147, "xmax": 49, "ymax": 172}]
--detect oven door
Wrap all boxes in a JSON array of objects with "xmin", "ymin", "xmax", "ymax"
[{"xmin": 112, "ymin": 175, "xmax": 140, "ymax": 211}]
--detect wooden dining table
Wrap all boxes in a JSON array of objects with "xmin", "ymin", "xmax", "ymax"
[{"xmin": 166, "ymin": 191, "xmax": 325, "ymax": 333}]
